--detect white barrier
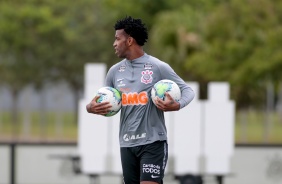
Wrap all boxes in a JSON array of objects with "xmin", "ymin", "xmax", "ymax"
[
  {"xmin": 164, "ymin": 109, "xmax": 173, "ymax": 174},
  {"xmin": 78, "ymin": 63, "xmax": 123, "ymax": 175},
  {"xmin": 109, "ymin": 112, "xmax": 122, "ymax": 174},
  {"xmin": 78, "ymin": 63, "xmax": 235, "ymax": 177},
  {"xmin": 78, "ymin": 63, "xmax": 110, "ymax": 174},
  {"xmin": 203, "ymin": 83, "xmax": 235, "ymax": 175},
  {"xmin": 172, "ymin": 82, "xmax": 202, "ymax": 175}
]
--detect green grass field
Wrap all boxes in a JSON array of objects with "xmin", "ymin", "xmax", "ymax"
[
  {"xmin": 235, "ymin": 110, "xmax": 282, "ymax": 144},
  {"xmin": 0, "ymin": 110, "xmax": 281, "ymax": 144},
  {"xmin": 0, "ymin": 112, "xmax": 78, "ymax": 142}
]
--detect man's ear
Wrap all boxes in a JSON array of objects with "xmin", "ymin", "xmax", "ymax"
[{"xmin": 127, "ymin": 37, "xmax": 134, "ymax": 46}]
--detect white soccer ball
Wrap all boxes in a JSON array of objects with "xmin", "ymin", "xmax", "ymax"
[
  {"xmin": 96, "ymin": 87, "xmax": 122, "ymax": 117},
  {"xmin": 151, "ymin": 79, "xmax": 181, "ymax": 105}
]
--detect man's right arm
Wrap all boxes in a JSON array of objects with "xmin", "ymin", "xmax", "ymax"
[{"xmin": 86, "ymin": 96, "xmax": 112, "ymax": 115}]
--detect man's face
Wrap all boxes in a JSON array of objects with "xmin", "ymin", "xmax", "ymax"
[{"xmin": 113, "ymin": 29, "xmax": 129, "ymax": 58}]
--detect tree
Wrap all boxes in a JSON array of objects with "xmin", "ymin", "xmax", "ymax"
[
  {"xmin": 150, "ymin": 0, "xmax": 282, "ymax": 108},
  {"xmin": 0, "ymin": 1, "xmax": 64, "ymax": 128},
  {"xmin": 187, "ymin": 0, "xmax": 282, "ymax": 107},
  {"xmin": 0, "ymin": 0, "xmax": 118, "ymax": 124}
]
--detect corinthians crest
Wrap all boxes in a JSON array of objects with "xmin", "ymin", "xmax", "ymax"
[{"xmin": 141, "ymin": 70, "xmax": 153, "ymax": 84}]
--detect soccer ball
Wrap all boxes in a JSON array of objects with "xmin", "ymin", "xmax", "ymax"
[
  {"xmin": 96, "ymin": 87, "xmax": 122, "ymax": 117},
  {"xmin": 151, "ymin": 79, "xmax": 181, "ymax": 105}
]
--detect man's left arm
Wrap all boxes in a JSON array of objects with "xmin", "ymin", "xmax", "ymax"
[{"xmin": 158, "ymin": 62, "xmax": 195, "ymax": 110}]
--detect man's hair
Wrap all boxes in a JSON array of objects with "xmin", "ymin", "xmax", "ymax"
[{"xmin": 114, "ymin": 16, "xmax": 148, "ymax": 46}]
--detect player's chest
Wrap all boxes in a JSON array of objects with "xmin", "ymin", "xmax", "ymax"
[{"xmin": 114, "ymin": 65, "xmax": 160, "ymax": 93}]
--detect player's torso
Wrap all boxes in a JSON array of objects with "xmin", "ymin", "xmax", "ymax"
[
  {"xmin": 111, "ymin": 55, "xmax": 166, "ymax": 147},
  {"xmin": 115, "ymin": 61, "xmax": 157, "ymax": 101}
]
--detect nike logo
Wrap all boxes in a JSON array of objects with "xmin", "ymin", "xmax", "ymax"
[{"xmin": 151, "ymin": 175, "xmax": 160, "ymax": 178}]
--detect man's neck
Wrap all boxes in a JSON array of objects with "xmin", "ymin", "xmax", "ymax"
[{"xmin": 126, "ymin": 47, "xmax": 144, "ymax": 61}]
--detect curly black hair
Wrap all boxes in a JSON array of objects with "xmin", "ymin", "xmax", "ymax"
[{"xmin": 114, "ymin": 16, "xmax": 148, "ymax": 46}]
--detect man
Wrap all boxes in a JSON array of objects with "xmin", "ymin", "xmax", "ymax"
[{"xmin": 86, "ymin": 16, "xmax": 195, "ymax": 184}]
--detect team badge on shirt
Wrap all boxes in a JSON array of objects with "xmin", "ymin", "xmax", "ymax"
[{"xmin": 141, "ymin": 70, "xmax": 153, "ymax": 84}]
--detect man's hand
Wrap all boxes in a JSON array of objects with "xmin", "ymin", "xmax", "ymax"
[
  {"xmin": 86, "ymin": 95, "xmax": 112, "ymax": 115},
  {"xmin": 154, "ymin": 92, "xmax": 180, "ymax": 111}
]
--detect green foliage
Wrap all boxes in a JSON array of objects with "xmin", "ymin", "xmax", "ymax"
[
  {"xmin": 150, "ymin": 5, "xmax": 204, "ymax": 78},
  {"xmin": 0, "ymin": 1, "xmax": 60, "ymax": 89},
  {"xmin": 150, "ymin": 0, "xmax": 282, "ymax": 107},
  {"xmin": 189, "ymin": 0, "xmax": 282, "ymax": 107},
  {"xmin": 1, "ymin": 0, "xmax": 282, "ymax": 112},
  {"xmin": 1, "ymin": 0, "xmax": 282, "ymax": 143},
  {"xmin": 103, "ymin": 0, "xmax": 180, "ymax": 29}
]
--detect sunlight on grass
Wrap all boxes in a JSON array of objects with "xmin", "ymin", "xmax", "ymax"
[
  {"xmin": 0, "ymin": 110, "xmax": 281, "ymax": 144},
  {"xmin": 0, "ymin": 111, "xmax": 77, "ymax": 142},
  {"xmin": 235, "ymin": 110, "xmax": 282, "ymax": 144}
]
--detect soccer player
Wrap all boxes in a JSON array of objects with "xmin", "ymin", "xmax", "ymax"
[{"xmin": 86, "ymin": 16, "xmax": 195, "ymax": 184}]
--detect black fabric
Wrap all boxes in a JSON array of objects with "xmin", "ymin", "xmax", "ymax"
[{"xmin": 120, "ymin": 141, "xmax": 168, "ymax": 184}]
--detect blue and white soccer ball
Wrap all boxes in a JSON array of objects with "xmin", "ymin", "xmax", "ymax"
[
  {"xmin": 151, "ymin": 79, "xmax": 181, "ymax": 105},
  {"xmin": 96, "ymin": 87, "xmax": 122, "ymax": 117}
]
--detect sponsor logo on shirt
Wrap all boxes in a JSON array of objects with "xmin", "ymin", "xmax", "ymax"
[
  {"xmin": 141, "ymin": 70, "xmax": 153, "ymax": 84},
  {"xmin": 122, "ymin": 92, "xmax": 148, "ymax": 106},
  {"xmin": 119, "ymin": 87, "xmax": 131, "ymax": 93},
  {"xmin": 123, "ymin": 133, "xmax": 146, "ymax": 141},
  {"xmin": 117, "ymin": 78, "xmax": 126, "ymax": 87},
  {"xmin": 144, "ymin": 62, "xmax": 153, "ymax": 69},
  {"xmin": 118, "ymin": 65, "xmax": 126, "ymax": 72}
]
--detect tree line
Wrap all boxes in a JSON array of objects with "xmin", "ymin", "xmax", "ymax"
[{"xmin": 0, "ymin": 0, "xmax": 281, "ymax": 124}]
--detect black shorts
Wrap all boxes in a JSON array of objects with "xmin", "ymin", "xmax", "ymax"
[{"xmin": 120, "ymin": 141, "xmax": 168, "ymax": 184}]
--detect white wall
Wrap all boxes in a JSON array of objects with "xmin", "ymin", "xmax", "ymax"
[
  {"xmin": 226, "ymin": 146, "xmax": 282, "ymax": 184},
  {"xmin": 0, "ymin": 144, "xmax": 89, "ymax": 184},
  {"xmin": 1, "ymin": 145, "xmax": 282, "ymax": 184},
  {"xmin": 0, "ymin": 145, "xmax": 10, "ymax": 184}
]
